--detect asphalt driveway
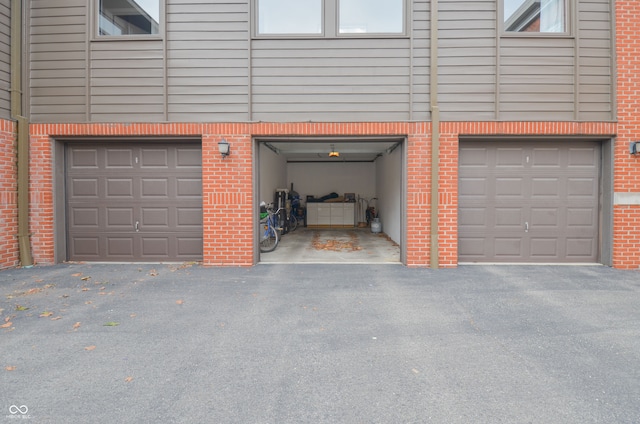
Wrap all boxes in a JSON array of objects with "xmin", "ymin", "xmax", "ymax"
[{"xmin": 1, "ymin": 263, "xmax": 639, "ymax": 423}]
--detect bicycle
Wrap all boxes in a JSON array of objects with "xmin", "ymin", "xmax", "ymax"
[{"xmin": 259, "ymin": 203, "xmax": 282, "ymax": 253}]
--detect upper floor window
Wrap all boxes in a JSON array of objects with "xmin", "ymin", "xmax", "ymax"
[
  {"xmin": 339, "ymin": 0, "xmax": 404, "ymax": 34},
  {"xmin": 99, "ymin": 0, "xmax": 160, "ymax": 36},
  {"xmin": 255, "ymin": 0, "xmax": 405, "ymax": 37},
  {"xmin": 504, "ymin": 0, "xmax": 565, "ymax": 33},
  {"xmin": 258, "ymin": 0, "xmax": 322, "ymax": 35}
]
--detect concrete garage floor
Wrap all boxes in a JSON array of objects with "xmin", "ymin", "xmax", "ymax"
[{"xmin": 260, "ymin": 227, "xmax": 401, "ymax": 264}]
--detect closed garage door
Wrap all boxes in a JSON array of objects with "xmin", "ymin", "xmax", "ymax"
[
  {"xmin": 459, "ymin": 140, "xmax": 600, "ymax": 263},
  {"xmin": 66, "ymin": 142, "xmax": 202, "ymax": 261}
]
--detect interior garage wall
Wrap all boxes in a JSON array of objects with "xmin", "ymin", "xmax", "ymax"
[
  {"xmin": 286, "ymin": 162, "xmax": 376, "ymax": 204},
  {"xmin": 376, "ymin": 145, "xmax": 402, "ymax": 244},
  {"xmin": 259, "ymin": 143, "xmax": 286, "ymax": 205}
]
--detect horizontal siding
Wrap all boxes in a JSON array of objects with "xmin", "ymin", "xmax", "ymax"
[
  {"xmin": 251, "ymin": 38, "xmax": 412, "ymax": 122},
  {"xmin": 438, "ymin": 0, "xmax": 497, "ymax": 121},
  {"xmin": 0, "ymin": 1, "xmax": 10, "ymax": 119},
  {"xmin": 166, "ymin": 0, "xmax": 249, "ymax": 122},
  {"xmin": 29, "ymin": 0, "xmax": 86, "ymax": 122},
  {"xmin": 499, "ymin": 38, "xmax": 576, "ymax": 120},
  {"xmin": 412, "ymin": 0, "xmax": 430, "ymax": 119},
  {"xmin": 89, "ymin": 41, "xmax": 165, "ymax": 122},
  {"xmin": 577, "ymin": 0, "xmax": 613, "ymax": 120}
]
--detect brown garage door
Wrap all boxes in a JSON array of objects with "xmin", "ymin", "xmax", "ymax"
[
  {"xmin": 66, "ymin": 142, "xmax": 202, "ymax": 261},
  {"xmin": 459, "ymin": 140, "xmax": 600, "ymax": 263}
]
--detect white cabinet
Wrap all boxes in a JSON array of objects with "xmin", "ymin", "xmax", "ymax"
[{"xmin": 307, "ymin": 203, "xmax": 355, "ymax": 227}]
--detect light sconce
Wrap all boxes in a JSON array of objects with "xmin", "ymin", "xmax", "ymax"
[
  {"xmin": 328, "ymin": 144, "xmax": 340, "ymax": 157},
  {"xmin": 218, "ymin": 138, "xmax": 230, "ymax": 159},
  {"xmin": 630, "ymin": 141, "xmax": 639, "ymax": 155}
]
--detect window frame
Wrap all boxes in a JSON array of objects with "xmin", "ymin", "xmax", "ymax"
[
  {"xmin": 501, "ymin": 0, "xmax": 571, "ymax": 37},
  {"xmin": 92, "ymin": 0, "xmax": 164, "ymax": 41},
  {"xmin": 252, "ymin": 0, "xmax": 408, "ymax": 39}
]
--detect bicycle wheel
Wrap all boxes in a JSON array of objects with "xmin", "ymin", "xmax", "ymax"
[
  {"xmin": 259, "ymin": 223, "xmax": 279, "ymax": 253},
  {"xmin": 289, "ymin": 213, "xmax": 298, "ymax": 231}
]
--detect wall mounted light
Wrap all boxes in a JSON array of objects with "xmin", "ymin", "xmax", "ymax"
[
  {"xmin": 328, "ymin": 144, "xmax": 340, "ymax": 157},
  {"xmin": 218, "ymin": 138, "xmax": 230, "ymax": 159},
  {"xmin": 630, "ymin": 141, "xmax": 639, "ymax": 155}
]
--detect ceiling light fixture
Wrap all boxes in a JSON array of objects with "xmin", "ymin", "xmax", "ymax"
[{"xmin": 329, "ymin": 144, "xmax": 340, "ymax": 157}]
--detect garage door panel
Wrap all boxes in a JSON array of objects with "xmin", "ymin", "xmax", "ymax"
[
  {"xmin": 177, "ymin": 207, "xmax": 203, "ymax": 227},
  {"xmin": 530, "ymin": 238, "xmax": 559, "ymax": 258},
  {"xmin": 67, "ymin": 142, "xmax": 203, "ymax": 261},
  {"xmin": 107, "ymin": 237, "xmax": 135, "ymax": 256},
  {"xmin": 177, "ymin": 148, "xmax": 202, "ymax": 167},
  {"xmin": 496, "ymin": 148, "xmax": 526, "ymax": 167},
  {"xmin": 141, "ymin": 178, "xmax": 169, "ymax": 197},
  {"xmin": 459, "ymin": 177, "xmax": 487, "ymax": 197},
  {"xmin": 531, "ymin": 148, "xmax": 561, "ymax": 167},
  {"xmin": 495, "ymin": 207, "xmax": 522, "ymax": 228},
  {"xmin": 494, "ymin": 237, "xmax": 524, "ymax": 258},
  {"xmin": 70, "ymin": 148, "xmax": 99, "ymax": 168},
  {"xmin": 106, "ymin": 208, "xmax": 134, "ymax": 227},
  {"xmin": 459, "ymin": 140, "xmax": 600, "ymax": 263},
  {"xmin": 568, "ymin": 148, "xmax": 598, "ymax": 167},
  {"xmin": 530, "ymin": 207, "xmax": 559, "ymax": 228},
  {"xmin": 70, "ymin": 178, "xmax": 99, "ymax": 198},
  {"xmin": 567, "ymin": 177, "xmax": 597, "ymax": 197},
  {"xmin": 566, "ymin": 238, "xmax": 596, "ymax": 258},
  {"xmin": 140, "ymin": 149, "xmax": 169, "ymax": 167},
  {"xmin": 106, "ymin": 178, "xmax": 134, "ymax": 197},
  {"xmin": 105, "ymin": 149, "xmax": 135, "ymax": 168},
  {"xmin": 71, "ymin": 208, "xmax": 99, "ymax": 227},
  {"xmin": 496, "ymin": 177, "xmax": 524, "ymax": 197},
  {"xmin": 531, "ymin": 178, "xmax": 560, "ymax": 198}
]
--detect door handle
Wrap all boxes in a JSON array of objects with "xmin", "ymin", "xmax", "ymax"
[
  {"xmin": 135, "ymin": 221, "xmax": 140, "ymax": 232},
  {"xmin": 524, "ymin": 221, "xmax": 529, "ymax": 233}
]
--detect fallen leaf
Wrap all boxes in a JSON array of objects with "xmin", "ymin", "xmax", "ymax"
[
  {"xmin": 50, "ymin": 316, "xmax": 62, "ymax": 321},
  {"xmin": 71, "ymin": 273, "xmax": 82, "ymax": 277},
  {"xmin": 81, "ymin": 288, "xmax": 90, "ymax": 292},
  {"xmin": 149, "ymin": 269, "xmax": 159, "ymax": 277},
  {"xmin": 81, "ymin": 276, "xmax": 91, "ymax": 281},
  {"xmin": 73, "ymin": 322, "xmax": 81, "ymax": 330},
  {"xmin": 84, "ymin": 345, "xmax": 96, "ymax": 351},
  {"xmin": 176, "ymin": 299, "xmax": 184, "ymax": 305},
  {"xmin": 5, "ymin": 366, "xmax": 16, "ymax": 371},
  {"xmin": 1, "ymin": 321, "xmax": 12, "ymax": 328},
  {"xmin": 4, "ymin": 316, "xmax": 11, "ymax": 322},
  {"xmin": 124, "ymin": 376, "xmax": 133, "ymax": 383},
  {"xmin": 103, "ymin": 321, "xmax": 119, "ymax": 327},
  {"xmin": 39, "ymin": 311, "xmax": 54, "ymax": 318},
  {"xmin": 15, "ymin": 305, "xmax": 29, "ymax": 311},
  {"xmin": 130, "ymin": 313, "xmax": 137, "ymax": 318}
]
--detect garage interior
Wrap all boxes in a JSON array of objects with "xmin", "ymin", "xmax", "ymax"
[{"xmin": 257, "ymin": 137, "xmax": 404, "ymax": 264}]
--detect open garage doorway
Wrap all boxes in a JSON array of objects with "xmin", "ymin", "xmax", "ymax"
[{"xmin": 255, "ymin": 137, "xmax": 405, "ymax": 264}]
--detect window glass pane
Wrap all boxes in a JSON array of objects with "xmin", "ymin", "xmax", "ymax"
[
  {"xmin": 504, "ymin": 0, "xmax": 565, "ymax": 32},
  {"xmin": 99, "ymin": 0, "xmax": 160, "ymax": 36},
  {"xmin": 339, "ymin": 0, "xmax": 404, "ymax": 34},
  {"xmin": 258, "ymin": 0, "xmax": 322, "ymax": 35}
]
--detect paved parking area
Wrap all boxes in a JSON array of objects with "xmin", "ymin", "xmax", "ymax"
[{"xmin": 1, "ymin": 263, "xmax": 639, "ymax": 423}]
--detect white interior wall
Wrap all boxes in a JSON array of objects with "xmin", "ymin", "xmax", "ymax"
[
  {"xmin": 375, "ymin": 144, "xmax": 402, "ymax": 244},
  {"xmin": 287, "ymin": 162, "xmax": 376, "ymax": 202},
  {"xmin": 259, "ymin": 144, "xmax": 287, "ymax": 205}
]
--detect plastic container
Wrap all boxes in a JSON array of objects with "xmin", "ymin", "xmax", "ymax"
[{"xmin": 371, "ymin": 217, "xmax": 382, "ymax": 233}]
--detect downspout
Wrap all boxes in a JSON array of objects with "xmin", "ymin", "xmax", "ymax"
[
  {"xmin": 11, "ymin": 0, "xmax": 33, "ymax": 266},
  {"xmin": 429, "ymin": 0, "xmax": 440, "ymax": 268}
]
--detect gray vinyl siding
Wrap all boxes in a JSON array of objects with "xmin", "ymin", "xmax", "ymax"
[
  {"xmin": 90, "ymin": 41, "xmax": 165, "ymax": 122},
  {"xmin": 25, "ymin": 0, "xmax": 614, "ymax": 124},
  {"xmin": 577, "ymin": 0, "xmax": 613, "ymax": 120},
  {"xmin": 29, "ymin": 0, "xmax": 87, "ymax": 122},
  {"xmin": 251, "ymin": 38, "xmax": 413, "ymax": 122},
  {"xmin": 0, "ymin": 0, "xmax": 10, "ymax": 119},
  {"xmin": 166, "ymin": 0, "xmax": 249, "ymax": 122},
  {"xmin": 438, "ymin": 0, "xmax": 497, "ymax": 121}
]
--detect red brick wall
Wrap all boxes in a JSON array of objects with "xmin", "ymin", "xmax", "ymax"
[
  {"xmin": 614, "ymin": 1, "xmax": 640, "ymax": 269},
  {"xmin": 0, "ymin": 119, "xmax": 18, "ymax": 269},
  {"xmin": 28, "ymin": 120, "xmax": 620, "ymax": 268}
]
